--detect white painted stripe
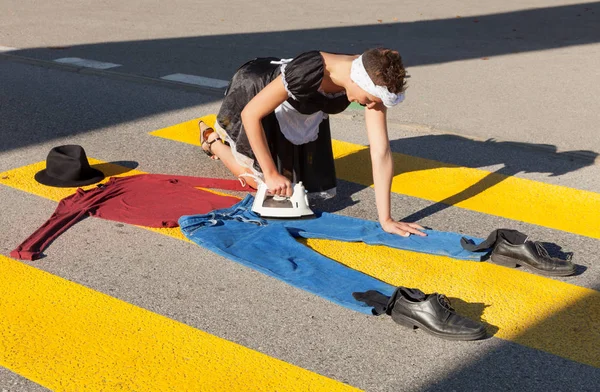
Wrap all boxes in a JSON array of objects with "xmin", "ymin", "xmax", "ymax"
[
  {"xmin": 53, "ymin": 57, "xmax": 121, "ymax": 70},
  {"xmin": 161, "ymin": 73, "xmax": 229, "ymax": 89},
  {"xmin": 0, "ymin": 46, "xmax": 17, "ymax": 52}
]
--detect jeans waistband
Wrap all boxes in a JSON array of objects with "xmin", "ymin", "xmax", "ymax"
[{"xmin": 179, "ymin": 194, "xmax": 266, "ymax": 235}]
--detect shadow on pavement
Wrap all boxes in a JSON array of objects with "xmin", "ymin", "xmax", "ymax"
[
  {"xmin": 9, "ymin": 2, "xmax": 600, "ymax": 72},
  {"xmin": 450, "ymin": 297, "xmax": 500, "ymax": 337},
  {"xmin": 1, "ymin": 1, "xmax": 599, "ymax": 152},
  {"xmin": 318, "ymin": 134, "xmax": 598, "ymax": 220},
  {"xmin": 92, "ymin": 160, "xmax": 139, "ymax": 177}
]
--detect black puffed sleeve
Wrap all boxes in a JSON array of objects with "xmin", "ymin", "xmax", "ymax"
[{"xmin": 281, "ymin": 51, "xmax": 324, "ymax": 101}]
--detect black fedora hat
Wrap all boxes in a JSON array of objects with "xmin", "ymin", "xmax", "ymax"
[{"xmin": 34, "ymin": 145, "xmax": 105, "ymax": 187}]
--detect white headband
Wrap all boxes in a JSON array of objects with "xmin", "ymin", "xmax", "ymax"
[{"xmin": 350, "ymin": 55, "xmax": 405, "ymax": 108}]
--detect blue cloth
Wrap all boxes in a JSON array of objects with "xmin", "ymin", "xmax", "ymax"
[{"xmin": 179, "ymin": 195, "xmax": 484, "ymax": 314}]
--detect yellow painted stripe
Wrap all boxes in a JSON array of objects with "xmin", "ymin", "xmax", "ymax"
[
  {"xmin": 0, "ymin": 255, "xmax": 360, "ymax": 391},
  {"xmin": 149, "ymin": 116, "xmax": 600, "ymax": 239},
  {"xmin": 149, "ymin": 114, "xmax": 217, "ymax": 146},
  {"xmin": 332, "ymin": 140, "xmax": 600, "ymax": 239}
]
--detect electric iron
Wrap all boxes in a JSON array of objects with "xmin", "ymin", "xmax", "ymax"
[{"xmin": 251, "ymin": 181, "xmax": 315, "ymax": 219}]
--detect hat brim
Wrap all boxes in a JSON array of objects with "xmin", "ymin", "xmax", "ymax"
[{"xmin": 34, "ymin": 168, "xmax": 105, "ymax": 188}]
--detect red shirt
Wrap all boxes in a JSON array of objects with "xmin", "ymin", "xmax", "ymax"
[{"xmin": 11, "ymin": 174, "xmax": 247, "ymax": 260}]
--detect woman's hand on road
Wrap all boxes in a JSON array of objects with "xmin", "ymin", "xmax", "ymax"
[
  {"xmin": 380, "ymin": 218, "xmax": 427, "ymax": 237},
  {"xmin": 265, "ymin": 173, "xmax": 292, "ymax": 197}
]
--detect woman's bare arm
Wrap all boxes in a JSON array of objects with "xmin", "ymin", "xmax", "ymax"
[
  {"xmin": 241, "ymin": 75, "xmax": 292, "ymax": 196},
  {"xmin": 364, "ymin": 103, "xmax": 426, "ymax": 236}
]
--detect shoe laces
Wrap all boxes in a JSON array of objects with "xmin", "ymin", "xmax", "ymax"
[
  {"xmin": 437, "ymin": 294, "xmax": 455, "ymax": 312},
  {"xmin": 533, "ymin": 241, "xmax": 574, "ymax": 262},
  {"xmin": 532, "ymin": 241, "xmax": 551, "ymax": 258}
]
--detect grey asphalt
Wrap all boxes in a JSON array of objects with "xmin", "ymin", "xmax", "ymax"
[
  {"xmin": 1, "ymin": 1, "xmax": 599, "ymax": 391},
  {"xmin": 2, "ymin": 0, "xmax": 600, "ymax": 154}
]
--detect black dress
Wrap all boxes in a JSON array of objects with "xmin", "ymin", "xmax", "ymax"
[{"xmin": 215, "ymin": 51, "xmax": 351, "ymax": 197}]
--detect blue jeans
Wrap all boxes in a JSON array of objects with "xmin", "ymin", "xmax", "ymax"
[{"xmin": 179, "ymin": 195, "xmax": 482, "ymax": 314}]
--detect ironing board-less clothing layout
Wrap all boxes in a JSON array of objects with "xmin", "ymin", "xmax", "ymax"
[
  {"xmin": 179, "ymin": 195, "xmax": 485, "ymax": 314},
  {"xmin": 11, "ymin": 174, "xmax": 247, "ymax": 261}
]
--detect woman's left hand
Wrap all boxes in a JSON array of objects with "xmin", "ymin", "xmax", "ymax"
[{"xmin": 380, "ymin": 218, "xmax": 427, "ymax": 237}]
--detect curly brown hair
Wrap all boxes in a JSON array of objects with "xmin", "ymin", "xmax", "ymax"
[{"xmin": 362, "ymin": 48, "xmax": 407, "ymax": 94}]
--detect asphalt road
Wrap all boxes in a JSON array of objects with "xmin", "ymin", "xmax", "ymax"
[
  {"xmin": 2, "ymin": 0, "xmax": 600, "ymax": 154},
  {"xmin": 1, "ymin": 1, "xmax": 599, "ymax": 391}
]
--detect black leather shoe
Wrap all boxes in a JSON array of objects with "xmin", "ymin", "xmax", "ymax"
[
  {"xmin": 490, "ymin": 239, "xmax": 575, "ymax": 276},
  {"xmin": 390, "ymin": 293, "xmax": 487, "ymax": 341}
]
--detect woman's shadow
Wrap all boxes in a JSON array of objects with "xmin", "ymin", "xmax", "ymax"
[{"xmin": 314, "ymin": 134, "xmax": 598, "ymax": 224}]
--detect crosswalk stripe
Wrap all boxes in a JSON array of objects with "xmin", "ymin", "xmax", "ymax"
[
  {"xmin": 150, "ymin": 116, "xmax": 600, "ymax": 239},
  {"xmin": 53, "ymin": 57, "xmax": 121, "ymax": 69},
  {"xmin": 1, "ymin": 152, "xmax": 599, "ymax": 368},
  {"xmin": 160, "ymin": 73, "xmax": 229, "ymax": 89},
  {"xmin": 0, "ymin": 255, "xmax": 360, "ymax": 391},
  {"xmin": 332, "ymin": 140, "xmax": 600, "ymax": 239}
]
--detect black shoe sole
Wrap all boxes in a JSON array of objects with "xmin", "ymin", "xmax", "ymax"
[
  {"xmin": 391, "ymin": 313, "xmax": 487, "ymax": 341},
  {"xmin": 490, "ymin": 254, "xmax": 576, "ymax": 277}
]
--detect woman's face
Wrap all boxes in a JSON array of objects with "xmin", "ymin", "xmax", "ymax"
[{"xmin": 346, "ymin": 82, "xmax": 382, "ymax": 109}]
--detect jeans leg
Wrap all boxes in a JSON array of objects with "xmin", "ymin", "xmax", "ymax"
[
  {"xmin": 283, "ymin": 212, "xmax": 484, "ymax": 261},
  {"xmin": 179, "ymin": 199, "xmax": 395, "ymax": 314}
]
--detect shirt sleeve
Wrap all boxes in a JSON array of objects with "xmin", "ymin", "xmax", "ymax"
[
  {"xmin": 280, "ymin": 51, "xmax": 324, "ymax": 101},
  {"xmin": 10, "ymin": 190, "xmax": 91, "ymax": 261}
]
